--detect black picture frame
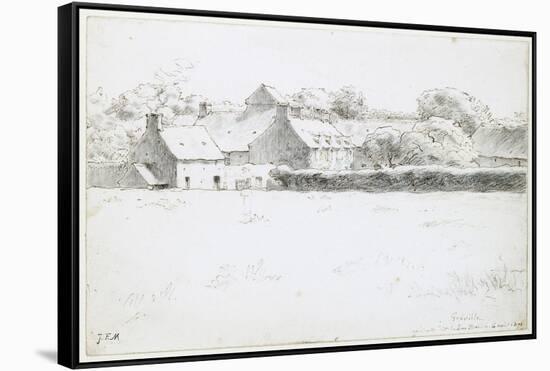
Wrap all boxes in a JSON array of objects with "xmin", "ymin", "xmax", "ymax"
[{"xmin": 58, "ymin": 2, "xmax": 537, "ymax": 368}]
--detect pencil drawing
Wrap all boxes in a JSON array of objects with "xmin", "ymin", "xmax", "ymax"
[
  {"xmin": 87, "ymin": 82, "xmax": 527, "ymax": 192},
  {"xmin": 80, "ymin": 11, "xmax": 532, "ymax": 361}
]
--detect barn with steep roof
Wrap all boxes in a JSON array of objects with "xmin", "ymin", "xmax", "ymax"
[
  {"xmin": 119, "ymin": 113, "xmax": 226, "ymax": 190},
  {"xmin": 194, "ymin": 83, "xmax": 287, "ymax": 165},
  {"xmin": 249, "ymin": 104, "xmax": 354, "ymax": 170}
]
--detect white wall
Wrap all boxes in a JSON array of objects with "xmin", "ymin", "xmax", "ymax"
[
  {"xmin": 478, "ymin": 156, "xmax": 528, "ymax": 167},
  {"xmin": 176, "ymin": 162, "xmax": 274, "ymax": 190},
  {"xmin": 0, "ymin": 1, "xmax": 546, "ymax": 371},
  {"xmin": 310, "ymin": 148, "xmax": 353, "ymax": 170},
  {"xmin": 224, "ymin": 164, "xmax": 275, "ymax": 189},
  {"xmin": 177, "ymin": 161, "xmax": 224, "ymax": 190}
]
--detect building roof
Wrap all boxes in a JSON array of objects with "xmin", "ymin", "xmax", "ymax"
[
  {"xmin": 171, "ymin": 114, "xmax": 196, "ymax": 127},
  {"xmin": 289, "ymin": 118, "xmax": 353, "ymax": 149},
  {"xmin": 194, "ymin": 107, "xmax": 277, "ymax": 152},
  {"xmin": 245, "ymin": 84, "xmax": 287, "ymax": 106},
  {"xmin": 133, "ymin": 163, "xmax": 166, "ymax": 185},
  {"xmin": 472, "ymin": 124, "xmax": 528, "ymax": 159},
  {"xmin": 262, "ymin": 84, "xmax": 287, "ymax": 104},
  {"xmin": 160, "ymin": 126, "xmax": 224, "ymax": 161}
]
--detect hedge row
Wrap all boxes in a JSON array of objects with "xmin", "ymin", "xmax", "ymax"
[{"xmin": 268, "ymin": 166, "xmax": 526, "ymax": 192}]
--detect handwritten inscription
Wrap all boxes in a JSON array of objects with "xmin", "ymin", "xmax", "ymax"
[
  {"xmin": 413, "ymin": 320, "xmax": 525, "ymax": 336},
  {"xmin": 206, "ymin": 259, "xmax": 282, "ymax": 289},
  {"xmin": 96, "ymin": 332, "xmax": 120, "ymax": 345},
  {"xmin": 450, "ymin": 312, "xmax": 482, "ymax": 322},
  {"xmin": 123, "ymin": 282, "xmax": 175, "ymax": 309}
]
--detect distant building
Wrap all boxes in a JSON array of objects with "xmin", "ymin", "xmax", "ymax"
[
  {"xmin": 472, "ymin": 125, "xmax": 528, "ymax": 167},
  {"xmin": 249, "ymin": 104, "xmax": 354, "ymax": 170},
  {"xmin": 120, "ymin": 113, "xmax": 225, "ymax": 190}
]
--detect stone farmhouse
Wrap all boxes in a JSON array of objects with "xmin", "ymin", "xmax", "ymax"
[
  {"xmin": 249, "ymin": 104, "xmax": 354, "ymax": 170},
  {"xmin": 198, "ymin": 84, "xmax": 354, "ymax": 170},
  {"xmin": 119, "ymin": 114, "xmax": 225, "ymax": 190}
]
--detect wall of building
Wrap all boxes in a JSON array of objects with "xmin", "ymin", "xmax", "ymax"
[
  {"xmin": 227, "ymin": 151, "xmax": 250, "ymax": 166},
  {"xmin": 477, "ymin": 155, "xmax": 527, "ymax": 168},
  {"xmin": 310, "ymin": 148, "xmax": 353, "ymax": 170},
  {"xmin": 176, "ymin": 162, "xmax": 274, "ymax": 190},
  {"xmin": 130, "ymin": 129, "xmax": 178, "ymax": 186},
  {"xmin": 249, "ymin": 111, "xmax": 311, "ymax": 169},
  {"xmin": 223, "ymin": 164, "xmax": 275, "ymax": 190},
  {"xmin": 86, "ymin": 162, "xmax": 128, "ymax": 188},
  {"xmin": 176, "ymin": 160, "xmax": 225, "ymax": 190}
]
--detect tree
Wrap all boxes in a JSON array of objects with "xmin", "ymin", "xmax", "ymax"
[
  {"xmin": 330, "ymin": 85, "xmax": 368, "ymax": 120},
  {"xmin": 86, "ymin": 87, "xmax": 133, "ymax": 162},
  {"xmin": 404, "ymin": 118, "xmax": 477, "ymax": 167},
  {"xmin": 289, "ymin": 88, "xmax": 332, "ymax": 120},
  {"xmin": 359, "ymin": 118, "xmax": 477, "ymax": 168},
  {"xmin": 105, "ymin": 82, "xmax": 193, "ymax": 125},
  {"xmin": 416, "ymin": 88, "xmax": 493, "ymax": 136},
  {"xmin": 361, "ymin": 127, "xmax": 403, "ymax": 168},
  {"xmin": 289, "ymin": 85, "xmax": 368, "ymax": 121},
  {"xmin": 87, "ymin": 59, "xmax": 247, "ymax": 163},
  {"xmin": 86, "ymin": 115, "xmax": 133, "ymax": 163}
]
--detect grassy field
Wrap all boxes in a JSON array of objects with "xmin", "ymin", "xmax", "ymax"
[{"xmin": 85, "ymin": 188, "xmax": 529, "ymax": 356}]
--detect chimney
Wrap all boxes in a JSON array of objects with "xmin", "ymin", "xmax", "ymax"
[
  {"xmin": 276, "ymin": 103, "xmax": 289, "ymax": 122},
  {"xmin": 146, "ymin": 113, "xmax": 163, "ymax": 132},
  {"xmin": 321, "ymin": 110, "xmax": 332, "ymax": 123},
  {"xmin": 290, "ymin": 105, "xmax": 303, "ymax": 119},
  {"xmin": 198, "ymin": 101, "xmax": 212, "ymax": 119}
]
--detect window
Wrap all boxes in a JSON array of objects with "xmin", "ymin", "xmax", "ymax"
[
  {"xmin": 312, "ymin": 136, "xmax": 320, "ymax": 145},
  {"xmin": 185, "ymin": 177, "xmax": 190, "ymax": 189}
]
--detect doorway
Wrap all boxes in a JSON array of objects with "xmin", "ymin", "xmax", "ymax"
[
  {"xmin": 213, "ymin": 176, "xmax": 220, "ymax": 190},
  {"xmin": 185, "ymin": 176, "xmax": 190, "ymax": 189}
]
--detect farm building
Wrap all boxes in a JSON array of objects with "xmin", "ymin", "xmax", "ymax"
[
  {"xmin": 195, "ymin": 83, "xmax": 353, "ymax": 171},
  {"xmin": 472, "ymin": 124, "xmax": 528, "ymax": 167},
  {"xmin": 194, "ymin": 84, "xmax": 284, "ymax": 165},
  {"xmin": 120, "ymin": 113, "xmax": 274, "ymax": 190},
  {"xmin": 249, "ymin": 103, "xmax": 354, "ymax": 170},
  {"xmin": 118, "ymin": 84, "xmax": 354, "ymax": 190},
  {"xmin": 119, "ymin": 113, "xmax": 226, "ymax": 190}
]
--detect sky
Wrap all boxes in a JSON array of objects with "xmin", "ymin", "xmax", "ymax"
[{"xmin": 84, "ymin": 10, "xmax": 531, "ymax": 117}]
